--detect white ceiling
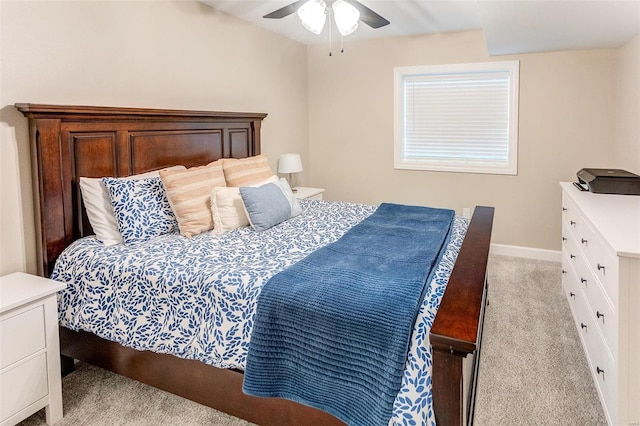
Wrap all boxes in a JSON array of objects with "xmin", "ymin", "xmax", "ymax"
[
  {"xmin": 479, "ymin": 0, "xmax": 640, "ymax": 55},
  {"xmin": 201, "ymin": 0, "xmax": 640, "ymax": 55}
]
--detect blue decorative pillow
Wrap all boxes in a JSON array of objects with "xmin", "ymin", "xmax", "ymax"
[
  {"xmin": 239, "ymin": 178, "xmax": 302, "ymax": 231},
  {"xmin": 102, "ymin": 177, "xmax": 178, "ymax": 244}
]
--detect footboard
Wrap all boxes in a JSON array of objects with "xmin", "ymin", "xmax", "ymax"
[{"xmin": 430, "ymin": 206, "xmax": 494, "ymax": 426}]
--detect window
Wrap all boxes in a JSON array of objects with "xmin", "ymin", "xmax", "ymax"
[{"xmin": 394, "ymin": 61, "xmax": 519, "ymax": 175}]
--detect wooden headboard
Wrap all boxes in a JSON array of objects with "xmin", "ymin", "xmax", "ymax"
[{"xmin": 16, "ymin": 104, "xmax": 267, "ymax": 277}]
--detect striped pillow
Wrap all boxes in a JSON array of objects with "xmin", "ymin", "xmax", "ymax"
[
  {"xmin": 222, "ymin": 155, "xmax": 273, "ymax": 187},
  {"xmin": 159, "ymin": 160, "xmax": 226, "ymax": 237}
]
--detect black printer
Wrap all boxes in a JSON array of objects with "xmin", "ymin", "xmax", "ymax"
[{"xmin": 576, "ymin": 168, "xmax": 640, "ymax": 195}]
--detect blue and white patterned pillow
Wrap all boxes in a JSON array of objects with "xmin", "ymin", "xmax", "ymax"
[{"xmin": 102, "ymin": 177, "xmax": 178, "ymax": 244}]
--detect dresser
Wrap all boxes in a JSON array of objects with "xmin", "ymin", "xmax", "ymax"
[
  {"xmin": 0, "ymin": 272, "xmax": 66, "ymax": 426},
  {"xmin": 560, "ymin": 182, "xmax": 640, "ymax": 425}
]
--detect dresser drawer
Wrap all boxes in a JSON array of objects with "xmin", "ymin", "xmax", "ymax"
[
  {"xmin": 562, "ymin": 229, "xmax": 582, "ymax": 275},
  {"xmin": 562, "ymin": 251, "xmax": 580, "ymax": 315},
  {"xmin": 0, "ymin": 305, "xmax": 46, "ymax": 369},
  {"xmin": 574, "ymin": 277, "xmax": 617, "ymax": 426},
  {"xmin": 561, "ymin": 221, "xmax": 576, "ymax": 255},
  {"xmin": 0, "ymin": 352, "xmax": 48, "ymax": 422},
  {"xmin": 573, "ymin": 273, "xmax": 595, "ymax": 351},
  {"xmin": 580, "ymin": 273, "xmax": 617, "ymax": 360},
  {"xmin": 580, "ymin": 221, "xmax": 619, "ymax": 309},
  {"xmin": 562, "ymin": 195, "xmax": 581, "ymax": 240},
  {"xmin": 585, "ymin": 323, "xmax": 618, "ymax": 425}
]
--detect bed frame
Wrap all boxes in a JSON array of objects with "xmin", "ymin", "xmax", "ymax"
[{"xmin": 16, "ymin": 103, "xmax": 494, "ymax": 426}]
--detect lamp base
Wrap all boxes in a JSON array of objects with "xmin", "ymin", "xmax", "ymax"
[{"xmin": 287, "ymin": 173, "xmax": 297, "ymax": 192}]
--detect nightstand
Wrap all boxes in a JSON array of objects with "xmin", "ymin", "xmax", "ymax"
[
  {"xmin": 0, "ymin": 272, "xmax": 66, "ymax": 426},
  {"xmin": 293, "ymin": 187, "xmax": 325, "ymax": 200}
]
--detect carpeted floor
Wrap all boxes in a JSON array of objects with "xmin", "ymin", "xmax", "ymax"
[
  {"xmin": 473, "ymin": 255, "xmax": 606, "ymax": 425},
  {"xmin": 19, "ymin": 255, "xmax": 606, "ymax": 425}
]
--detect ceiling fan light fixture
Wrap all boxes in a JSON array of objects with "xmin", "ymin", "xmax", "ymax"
[
  {"xmin": 297, "ymin": 0, "xmax": 327, "ymax": 35},
  {"xmin": 332, "ymin": 0, "xmax": 360, "ymax": 36}
]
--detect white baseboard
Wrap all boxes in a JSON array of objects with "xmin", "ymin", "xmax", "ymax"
[{"xmin": 490, "ymin": 244, "xmax": 561, "ymax": 262}]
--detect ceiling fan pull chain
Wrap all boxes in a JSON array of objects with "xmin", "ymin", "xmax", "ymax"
[
  {"xmin": 341, "ymin": 34, "xmax": 344, "ymax": 53},
  {"xmin": 328, "ymin": 7, "xmax": 332, "ymax": 56}
]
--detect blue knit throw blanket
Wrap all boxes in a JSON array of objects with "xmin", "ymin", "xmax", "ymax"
[{"xmin": 242, "ymin": 203, "xmax": 455, "ymax": 425}]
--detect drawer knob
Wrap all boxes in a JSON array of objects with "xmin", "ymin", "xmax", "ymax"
[
  {"xmin": 580, "ymin": 323, "xmax": 587, "ymax": 330},
  {"xmin": 596, "ymin": 311, "xmax": 604, "ymax": 320},
  {"xmin": 596, "ymin": 366, "xmax": 605, "ymax": 376},
  {"xmin": 570, "ymin": 220, "xmax": 576, "ymax": 226},
  {"xmin": 597, "ymin": 263, "xmax": 605, "ymax": 272},
  {"xmin": 581, "ymin": 238, "xmax": 588, "ymax": 244},
  {"xmin": 562, "ymin": 269, "xmax": 567, "ymax": 275},
  {"xmin": 570, "ymin": 254, "xmax": 576, "ymax": 259},
  {"xmin": 562, "ymin": 207, "xmax": 568, "ymax": 212},
  {"xmin": 569, "ymin": 292, "xmax": 576, "ymax": 299},
  {"xmin": 580, "ymin": 278, "xmax": 587, "ymax": 285}
]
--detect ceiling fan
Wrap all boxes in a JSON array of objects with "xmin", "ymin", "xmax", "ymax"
[{"xmin": 263, "ymin": 0, "xmax": 390, "ymax": 36}]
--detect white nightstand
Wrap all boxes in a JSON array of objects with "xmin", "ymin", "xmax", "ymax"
[
  {"xmin": 0, "ymin": 272, "xmax": 66, "ymax": 426},
  {"xmin": 293, "ymin": 187, "xmax": 325, "ymax": 200}
]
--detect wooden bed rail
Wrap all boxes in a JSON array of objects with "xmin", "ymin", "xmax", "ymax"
[{"xmin": 430, "ymin": 206, "xmax": 494, "ymax": 426}]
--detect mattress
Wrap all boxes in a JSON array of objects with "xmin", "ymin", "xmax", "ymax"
[{"xmin": 52, "ymin": 199, "xmax": 468, "ymax": 426}]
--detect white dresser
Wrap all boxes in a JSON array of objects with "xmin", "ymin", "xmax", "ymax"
[
  {"xmin": 560, "ymin": 182, "xmax": 640, "ymax": 425},
  {"xmin": 0, "ymin": 272, "xmax": 66, "ymax": 426}
]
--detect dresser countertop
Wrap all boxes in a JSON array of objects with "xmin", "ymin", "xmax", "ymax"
[{"xmin": 561, "ymin": 182, "xmax": 640, "ymax": 258}]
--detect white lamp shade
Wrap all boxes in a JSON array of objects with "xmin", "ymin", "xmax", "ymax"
[
  {"xmin": 298, "ymin": 0, "xmax": 327, "ymax": 35},
  {"xmin": 278, "ymin": 154, "xmax": 303, "ymax": 174},
  {"xmin": 333, "ymin": 0, "xmax": 359, "ymax": 36}
]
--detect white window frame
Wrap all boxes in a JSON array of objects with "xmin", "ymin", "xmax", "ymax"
[{"xmin": 394, "ymin": 60, "xmax": 519, "ymax": 175}]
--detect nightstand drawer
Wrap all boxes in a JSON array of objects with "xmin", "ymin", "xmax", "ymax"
[
  {"xmin": 0, "ymin": 352, "xmax": 48, "ymax": 422},
  {"xmin": 0, "ymin": 305, "xmax": 45, "ymax": 369}
]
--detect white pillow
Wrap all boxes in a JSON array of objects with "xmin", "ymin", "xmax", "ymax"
[
  {"xmin": 79, "ymin": 166, "xmax": 185, "ymax": 245},
  {"xmin": 210, "ymin": 175, "xmax": 278, "ymax": 234}
]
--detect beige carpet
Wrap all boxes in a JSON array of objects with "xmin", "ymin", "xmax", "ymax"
[
  {"xmin": 473, "ymin": 255, "xmax": 606, "ymax": 425},
  {"xmin": 19, "ymin": 255, "xmax": 606, "ymax": 425}
]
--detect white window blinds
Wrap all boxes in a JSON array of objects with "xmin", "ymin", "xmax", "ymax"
[{"xmin": 394, "ymin": 61, "xmax": 519, "ymax": 175}]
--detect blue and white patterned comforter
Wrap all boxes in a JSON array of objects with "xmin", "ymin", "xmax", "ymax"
[{"xmin": 52, "ymin": 199, "xmax": 467, "ymax": 426}]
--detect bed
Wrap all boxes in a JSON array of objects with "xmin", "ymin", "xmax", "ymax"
[{"xmin": 16, "ymin": 103, "xmax": 494, "ymax": 426}]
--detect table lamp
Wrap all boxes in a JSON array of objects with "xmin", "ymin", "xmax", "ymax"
[{"xmin": 278, "ymin": 153, "xmax": 303, "ymax": 190}]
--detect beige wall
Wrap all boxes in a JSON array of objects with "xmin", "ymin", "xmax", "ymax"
[
  {"xmin": 0, "ymin": 1, "xmax": 309, "ymax": 275},
  {"xmin": 307, "ymin": 30, "xmax": 618, "ymax": 251},
  {"xmin": 0, "ymin": 3, "xmax": 635, "ymax": 273},
  {"xmin": 614, "ymin": 34, "xmax": 640, "ymax": 173}
]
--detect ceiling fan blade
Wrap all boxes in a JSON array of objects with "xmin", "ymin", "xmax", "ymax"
[
  {"xmin": 263, "ymin": 0, "xmax": 307, "ymax": 19},
  {"xmin": 345, "ymin": 0, "xmax": 390, "ymax": 29}
]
